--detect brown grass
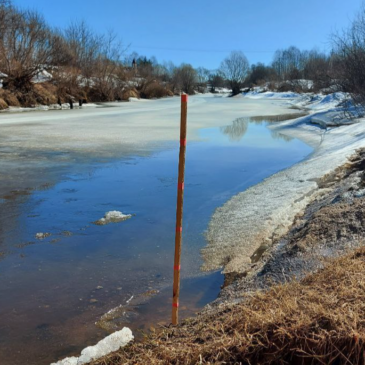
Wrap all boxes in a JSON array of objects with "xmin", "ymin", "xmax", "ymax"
[
  {"xmin": 140, "ymin": 82, "xmax": 173, "ymax": 99},
  {"xmin": 0, "ymin": 89, "xmax": 20, "ymax": 107},
  {"xmin": 92, "ymin": 247, "xmax": 365, "ymax": 365},
  {"xmin": 122, "ymin": 88, "xmax": 140, "ymax": 100},
  {"xmin": 33, "ymin": 83, "xmax": 58, "ymax": 104},
  {"xmin": 0, "ymin": 97, "xmax": 8, "ymax": 110}
]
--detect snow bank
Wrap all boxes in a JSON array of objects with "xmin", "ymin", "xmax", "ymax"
[
  {"xmin": 310, "ymin": 110, "xmax": 356, "ymax": 127},
  {"xmin": 0, "ymin": 103, "xmax": 99, "ymax": 113},
  {"xmin": 203, "ymin": 92, "xmax": 365, "ymax": 274},
  {"xmin": 305, "ymin": 92, "xmax": 348, "ymax": 111},
  {"xmin": 94, "ymin": 211, "xmax": 132, "ymax": 225},
  {"xmin": 51, "ymin": 327, "xmax": 133, "ymax": 365},
  {"xmin": 244, "ymin": 91, "xmax": 300, "ymax": 99},
  {"xmin": 245, "ymin": 90, "xmax": 350, "ymax": 113}
]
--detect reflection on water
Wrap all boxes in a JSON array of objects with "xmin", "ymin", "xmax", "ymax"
[
  {"xmin": 249, "ymin": 113, "xmax": 307, "ymax": 123},
  {"xmin": 271, "ymin": 130, "xmax": 294, "ymax": 142},
  {"xmin": 220, "ymin": 118, "xmax": 248, "ymax": 142},
  {"xmin": 0, "ymin": 114, "xmax": 311, "ymax": 365},
  {"xmin": 220, "ymin": 113, "xmax": 306, "ymax": 142}
]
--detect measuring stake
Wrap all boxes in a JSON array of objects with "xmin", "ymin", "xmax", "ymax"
[{"xmin": 172, "ymin": 94, "xmax": 188, "ymax": 325}]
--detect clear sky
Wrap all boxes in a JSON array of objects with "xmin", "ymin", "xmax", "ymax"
[{"xmin": 13, "ymin": 0, "xmax": 364, "ymax": 70}]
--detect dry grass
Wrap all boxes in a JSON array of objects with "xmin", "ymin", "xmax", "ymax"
[
  {"xmin": 0, "ymin": 89, "xmax": 20, "ymax": 107},
  {"xmin": 140, "ymin": 82, "xmax": 174, "ymax": 99},
  {"xmin": 122, "ymin": 88, "xmax": 140, "ymax": 100},
  {"xmin": 33, "ymin": 83, "xmax": 58, "ymax": 104},
  {"xmin": 92, "ymin": 247, "xmax": 365, "ymax": 365},
  {"xmin": 0, "ymin": 97, "xmax": 8, "ymax": 109}
]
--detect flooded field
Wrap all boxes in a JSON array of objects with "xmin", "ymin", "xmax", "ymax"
[{"xmin": 0, "ymin": 97, "xmax": 311, "ymax": 364}]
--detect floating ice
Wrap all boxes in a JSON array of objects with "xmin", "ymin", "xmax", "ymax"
[
  {"xmin": 51, "ymin": 357, "xmax": 78, "ymax": 365},
  {"xmin": 94, "ymin": 210, "xmax": 132, "ymax": 225},
  {"xmin": 35, "ymin": 232, "xmax": 51, "ymax": 240},
  {"xmin": 50, "ymin": 327, "xmax": 133, "ymax": 365}
]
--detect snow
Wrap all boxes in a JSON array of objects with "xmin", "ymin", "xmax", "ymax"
[
  {"xmin": 310, "ymin": 110, "xmax": 356, "ymax": 127},
  {"xmin": 94, "ymin": 211, "xmax": 132, "ymax": 225},
  {"xmin": 35, "ymin": 232, "xmax": 51, "ymax": 240},
  {"xmin": 51, "ymin": 358, "xmax": 78, "ymax": 365},
  {"xmin": 245, "ymin": 90, "xmax": 350, "ymax": 112},
  {"xmin": 32, "ymin": 70, "xmax": 53, "ymax": 83},
  {"xmin": 305, "ymin": 92, "xmax": 349, "ymax": 111},
  {"xmin": 0, "ymin": 95, "xmax": 294, "ymax": 157},
  {"xmin": 0, "ymin": 71, "xmax": 6, "ymax": 88},
  {"xmin": 244, "ymin": 90, "xmax": 301, "ymax": 99},
  {"xmin": 203, "ymin": 92, "xmax": 365, "ymax": 274},
  {"xmin": 0, "ymin": 103, "xmax": 99, "ymax": 113},
  {"xmin": 51, "ymin": 327, "xmax": 133, "ymax": 365},
  {"xmin": 213, "ymin": 87, "xmax": 231, "ymax": 94}
]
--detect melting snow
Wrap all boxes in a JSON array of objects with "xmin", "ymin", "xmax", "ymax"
[
  {"xmin": 203, "ymin": 91, "xmax": 365, "ymax": 274},
  {"xmin": 94, "ymin": 210, "xmax": 132, "ymax": 225},
  {"xmin": 50, "ymin": 327, "xmax": 133, "ymax": 365}
]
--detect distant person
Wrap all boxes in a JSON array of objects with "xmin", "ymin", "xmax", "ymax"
[{"xmin": 132, "ymin": 58, "xmax": 137, "ymax": 75}]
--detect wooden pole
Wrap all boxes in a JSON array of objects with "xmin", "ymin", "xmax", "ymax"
[{"xmin": 172, "ymin": 94, "xmax": 188, "ymax": 325}]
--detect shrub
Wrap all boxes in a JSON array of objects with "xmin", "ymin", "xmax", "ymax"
[{"xmin": 0, "ymin": 97, "xmax": 8, "ymax": 109}]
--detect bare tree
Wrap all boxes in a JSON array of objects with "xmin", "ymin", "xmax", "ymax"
[
  {"xmin": 272, "ymin": 46, "xmax": 304, "ymax": 80},
  {"xmin": 208, "ymin": 72, "xmax": 225, "ymax": 92},
  {"xmin": 332, "ymin": 5, "xmax": 365, "ymax": 106},
  {"xmin": 247, "ymin": 63, "xmax": 277, "ymax": 86},
  {"xmin": 0, "ymin": 4, "xmax": 57, "ymax": 89},
  {"xmin": 220, "ymin": 51, "xmax": 249, "ymax": 95},
  {"xmin": 303, "ymin": 50, "xmax": 331, "ymax": 90},
  {"xmin": 173, "ymin": 64, "xmax": 197, "ymax": 94}
]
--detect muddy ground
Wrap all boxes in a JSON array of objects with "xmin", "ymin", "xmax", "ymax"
[{"xmin": 208, "ymin": 148, "xmax": 365, "ymax": 308}]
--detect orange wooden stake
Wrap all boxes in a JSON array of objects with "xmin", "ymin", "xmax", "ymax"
[{"xmin": 172, "ymin": 94, "xmax": 188, "ymax": 325}]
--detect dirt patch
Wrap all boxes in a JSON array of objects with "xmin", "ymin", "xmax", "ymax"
[
  {"xmin": 208, "ymin": 148, "xmax": 365, "ymax": 307},
  {"xmin": 290, "ymin": 197, "xmax": 365, "ymax": 252}
]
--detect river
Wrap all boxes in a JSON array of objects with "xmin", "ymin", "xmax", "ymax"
[{"xmin": 0, "ymin": 95, "xmax": 311, "ymax": 364}]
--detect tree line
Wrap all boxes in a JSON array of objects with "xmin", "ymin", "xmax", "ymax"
[{"xmin": 1, "ymin": 0, "xmax": 365, "ymax": 108}]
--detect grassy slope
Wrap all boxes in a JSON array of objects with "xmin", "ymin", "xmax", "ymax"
[{"xmin": 91, "ymin": 247, "xmax": 365, "ymax": 364}]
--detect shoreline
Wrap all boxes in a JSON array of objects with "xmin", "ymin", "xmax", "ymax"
[
  {"xmin": 211, "ymin": 146, "xmax": 365, "ymax": 307},
  {"xmin": 84, "ymin": 92, "xmax": 365, "ymax": 364},
  {"xmin": 202, "ymin": 92, "xmax": 365, "ymax": 275},
  {"xmin": 3, "ymin": 93, "xmax": 362, "ymax": 364},
  {"xmin": 0, "ymin": 95, "xmax": 306, "ymax": 365}
]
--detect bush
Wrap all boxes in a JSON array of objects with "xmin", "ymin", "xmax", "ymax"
[
  {"xmin": 0, "ymin": 97, "xmax": 8, "ymax": 109},
  {"xmin": 140, "ymin": 82, "xmax": 173, "ymax": 99},
  {"xmin": 0, "ymin": 89, "xmax": 20, "ymax": 107},
  {"xmin": 121, "ymin": 88, "xmax": 140, "ymax": 101}
]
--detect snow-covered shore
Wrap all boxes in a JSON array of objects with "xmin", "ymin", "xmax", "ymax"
[{"xmin": 203, "ymin": 91, "xmax": 365, "ymax": 274}]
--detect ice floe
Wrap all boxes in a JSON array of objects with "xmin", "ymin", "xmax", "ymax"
[
  {"xmin": 50, "ymin": 327, "xmax": 133, "ymax": 365},
  {"xmin": 94, "ymin": 211, "xmax": 132, "ymax": 225}
]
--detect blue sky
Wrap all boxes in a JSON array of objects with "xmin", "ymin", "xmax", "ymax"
[{"xmin": 14, "ymin": 0, "xmax": 364, "ymax": 70}]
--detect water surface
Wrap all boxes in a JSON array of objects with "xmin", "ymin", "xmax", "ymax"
[{"xmin": 0, "ymin": 115, "xmax": 311, "ymax": 365}]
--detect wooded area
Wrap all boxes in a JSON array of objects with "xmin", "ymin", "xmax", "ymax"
[{"xmin": 0, "ymin": 0, "xmax": 364, "ymax": 107}]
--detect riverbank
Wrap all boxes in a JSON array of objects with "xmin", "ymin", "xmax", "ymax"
[
  {"xmin": 203, "ymin": 92, "xmax": 365, "ymax": 274},
  {"xmin": 0, "ymin": 95, "xmax": 310, "ymax": 365},
  {"xmin": 90, "ymin": 245, "xmax": 365, "ymax": 364},
  {"xmin": 83, "ymin": 92, "xmax": 365, "ymax": 364},
  {"xmin": 86, "ymin": 149, "xmax": 365, "ymax": 364}
]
